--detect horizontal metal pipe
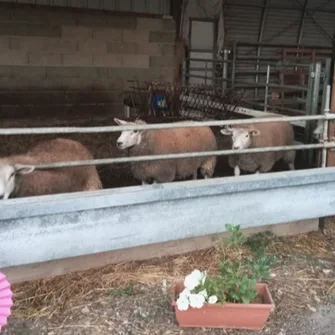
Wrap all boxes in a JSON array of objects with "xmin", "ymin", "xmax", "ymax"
[
  {"xmin": 0, "ymin": 114, "xmax": 334, "ymax": 135},
  {"xmin": 234, "ymin": 41, "xmax": 332, "ymax": 49},
  {"xmin": 30, "ymin": 142, "xmax": 335, "ymax": 170}
]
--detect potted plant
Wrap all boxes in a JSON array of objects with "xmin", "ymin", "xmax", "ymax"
[{"xmin": 171, "ymin": 224, "xmax": 276, "ymax": 330}]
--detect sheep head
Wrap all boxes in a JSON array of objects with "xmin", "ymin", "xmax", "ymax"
[{"xmin": 220, "ymin": 126, "xmax": 260, "ymax": 150}]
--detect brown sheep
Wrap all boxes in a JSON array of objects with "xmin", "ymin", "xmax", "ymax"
[
  {"xmin": 0, "ymin": 138, "xmax": 103, "ymax": 199},
  {"xmin": 114, "ymin": 118, "xmax": 217, "ymax": 184},
  {"xmin": 220, "ymin": 116, "xmax": 296, "ymax": 176}
]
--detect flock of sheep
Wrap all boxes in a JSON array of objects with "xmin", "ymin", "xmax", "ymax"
[{"xmin": 0, "ymin": 115, "xmax": 302, "ymax": 200}]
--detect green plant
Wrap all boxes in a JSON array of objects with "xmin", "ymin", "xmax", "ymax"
[
  {"xmin": 176, "ymin": 225, "xmax": 276, "ymax": 311},
  {"xmin": 218, "ymin": 225, "xmax": 275, "ymax": 304},
  {"xmin": 110, "ymin": 284, "xmax": 134, "ymax": 297}
]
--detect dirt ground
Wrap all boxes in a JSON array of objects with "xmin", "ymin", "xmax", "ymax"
[{"xmin": 2, "ymin": 219, "xmax": 335, "ymax": 335}]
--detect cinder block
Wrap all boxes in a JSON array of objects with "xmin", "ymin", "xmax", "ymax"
[
  {"xmin": 162, "ymin": 44, "xmax": 175, "ymax": 56},
  {"xmin": 122, "ymin": 30, "xmax": 149, "ymax": 43},
  {"xmin": 149, "ymin": 31, "xmax": 175, "ymax": 44},
  {"xmin": 29, "ymin": 78, "xmax": 64, "ymax": 91},
  {"xmin": 122, "ymin": 55, "xmax": 149, "ymax": 68},
  {"xmin": 0, "ymin": 7, "xmax": 10, "ymax": 20},
  {"xmin": 107, "ymin": 68, "xmax": 162, "ymax": 89},
  {"xmin": 93, "ymin": 54, "xmax": 122, "ymax": 67},
  {"xmin": 136, "ymin": 43, "xmax": 162, "ymax": 56},
  {"xmin": 28, "ymin": 52, "xmax": 62, "ymax": 66},
  {"xmin": 107, "ymin": 42, "xmax": 136, "ymax": 54},
  {"xmin": 13, "ymin": 66, "xmax": 46, "ymax": 78},
  {"xmin": 0, "ymin": 22, "xmax": 28, "ymax": 36},
  {"xmin": 46, "ymin": 66, "xmax": 80, "ymax": 78},
  {"xmin": 78, "ymin": 40, "xmax": 107, "ymax": 54},
  {"xmin": 137, "ymin": 17, "xmax": 176, "ymax": 31},
  {"xmin": 62, "ymin": 78, "xmax": 92, "ymax": 90},
  {"xmin": 0, "ymin": 51, "xmax": 28, "ymax": 66},
  {"xmin": 105, "ymin": 16, "xmax": 137, "ymax": 30},
  {"xmin": 10, "ymin": 7, "xmax": 49, "ymax": 24},
  {"xmin": 44, "ymin": 38, "xmax": 78, "ymax": 54},
  {"xmin": 63, "ymin": 54, "xmax": 93, "ymax": 67},
  {"xmin": 149, "ymin": 56, "xmax": 175, "ymax": 68},
  {"xmin": 0, "ymin": 78, "xmax": 30, "ymax": 91},
  {"xmin": 62, "ymin": 26, "xmax": 93, "ymax": 39},
  {"xmin": 0, "ymin": 37, "xmax": 10, "ymax": 50},
  {"xmin": 10, "ymin": 37, "xmax": 45, "ymax": 51},
  {"xmin": 162, "ymin": 19, "xmax": 176, "ymax": 31},
  {"xmin": 0, "ymin": 66, "xmax": 13, "ymax": 78},
  {"xmin": 27, "ymin": 24, "xmax": 62, "ymax": 38},
  {"xmin": 92, "ymin": 78, "xmax": 123, "ymax": 91},
  {"xmin": 76, "ymin": 13, "xmax": 108, "ymax": 27},
  {"xmin": 77, "ymin": 67, "xmax": 102, "ymax": 78},
  {"xmin": 47, "ymin": 11, "xmax": 77, "ymax": 26},
  {"xmin": 136, "ymin": 17, "xmax": 163, "ymax": 31},
  {"xmin": 93, "ymin": 28, "xmax": 122, "ymax": 41}
]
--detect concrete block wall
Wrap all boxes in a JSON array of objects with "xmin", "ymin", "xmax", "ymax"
[{"xmin": 0, "ymin": 3, "xmax": 176, "ymax": 120}]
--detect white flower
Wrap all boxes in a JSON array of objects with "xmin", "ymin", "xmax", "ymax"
[
  {"xmin": 179, "ymin": 288, "xmax": 191, "ymax": 299},
  {"xmin": 176, "ymin": 296, "xmax": 189, "ymax": 311},
  {"xmin": 191, "ymin": 270, "xmax": 203, "ymax": 282},
  {"xmin": 184, "ymin": 269, "xmax": 206, "ymax": 291},
  {"xmin": 189, "ymin": 293, "xmax": 205, "ymax": 309},
  {"xmin": 184, "ymin": 273, "xmax": 200, "ymax": 291},
  {"xmin": 198, "ymin": 289, "xmax": 208, "ymax": 299},
  {"xmin": 208, "ymin": 295, "xmax": 218, "ymax": 304}
]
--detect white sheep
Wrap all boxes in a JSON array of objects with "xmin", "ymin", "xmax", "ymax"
[
  {"xmin": 220, "ymin": 116, "xmax": 296, "ymax": 176},
  {"xmin": 114, "ymin": 118, "xmax": 217, "ymax": 184},
  {"xmin": 0, "ymin": 138, "xmax": 103, "ymax": 199}
]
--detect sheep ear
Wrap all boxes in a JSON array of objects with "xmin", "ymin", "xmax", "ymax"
[
  {"xmin": 114, "ymin": 118, "xmax": 128, "ymax": 126},
  {"xmin": 14, "ymin": 164, "xmax": 35, "ymax": 175},
  {"xmin": 220, "ymin": 126, "xmax": 233, "ymax": 136},
  {"xmin": 249, "ymin": 129, "xmax": 260, "ymax": 136}
]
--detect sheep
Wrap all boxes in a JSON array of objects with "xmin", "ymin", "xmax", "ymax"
[
  {"xmin": 114, "ymin": 118, "xmax": 217, "ymax": 184},
  {"xmin": 313, "ymin": 119, "xmax": 324, "ymax": 140},
  {"xmin": 220, "ymin": 116, "xmax": 296, "ymax": 176},
  {"xmin": 0, "ymin": 138, "xmax": 103, "ymax": 199}
]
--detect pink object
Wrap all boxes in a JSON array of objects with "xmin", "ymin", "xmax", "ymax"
[{"xmin": 0, "ymin": 272, "xmax": 13, "ymax": 332}]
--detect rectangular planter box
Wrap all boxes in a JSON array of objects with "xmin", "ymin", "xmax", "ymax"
[{"xmin": 172, "ymin": 281, "xmax": 275, "ymax": 329}]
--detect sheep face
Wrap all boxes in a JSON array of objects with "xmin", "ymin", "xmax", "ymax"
[
  {"xmin": 114, "ymin": 118, "xmax": 142, "ymax": 150},
  {"xmin": 0, "ymin": 164, "xmax": 34, "ymax": 199},
  {"xmin": 220, "ymin": 126, "xmax": 260, "ymax": 150}
]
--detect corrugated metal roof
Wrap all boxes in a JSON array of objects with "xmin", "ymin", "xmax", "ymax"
[
  {"xmin": 301, "ymin": 13, "xmax": 334, "ymax": 46},
  {"xmin": 262, "ymin": 8, "xmax": 300, "ymax": 44}
]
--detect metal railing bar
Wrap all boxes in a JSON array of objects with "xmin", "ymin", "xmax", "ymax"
[
  {"xmin": 0, "ymin": 114, "xmax": 334, "ymax": 135},
  {"xmin": 27, "ymin": 142, "xmax": 335, "ymax": 170}
]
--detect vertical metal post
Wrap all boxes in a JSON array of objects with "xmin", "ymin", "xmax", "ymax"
[
  {"xmin": 255, "ymin": 0, "xmax": 269, "ymax": 99},
  {"xmin": 231, "ymin": 41, "xmax": 237, "ymax": 89},
  {"xmin": 264, "ymin": 65, "xmax": 270, "ymax": 112},
  {"xmin": 222, "ymin": 49, "xmax": 229, "ymax": 91},
  {"xmin": 303, "ymin": 63, "xmax": 315, "ymax": 163},
  {"xmin": 308, "ymin": 61, "xmax": 322, "ymax": 165},
  {"xmin": 320, "ymin": 58, "xmax": 332, "ymax": 116},
  {"xmin": 182, "ymin": 58, "xmax": 187, "ymax": 86},
  {"xmin": 205, "ymin": 60, "xmax": 208, "ymax": 85},
  {"xmin": 321, "ymin": 85, "xmax": 331, "ymax": 168}
]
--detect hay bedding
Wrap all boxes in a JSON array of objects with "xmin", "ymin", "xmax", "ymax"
[{"xmin": 1, "ymin": 219, "xmax": 335, "ymax": 335}]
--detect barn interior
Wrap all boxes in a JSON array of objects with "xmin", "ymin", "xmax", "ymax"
[{"xmin": 0, "ymin": 0, "xmax": 333, "ymax": 190}]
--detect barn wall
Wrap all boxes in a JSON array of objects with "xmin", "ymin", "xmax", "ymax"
[{"xmin": 0, "ymin": 3, "xmax": 176, "ymax": 120}]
